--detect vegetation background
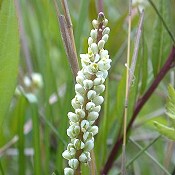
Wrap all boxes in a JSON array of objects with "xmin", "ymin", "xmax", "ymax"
[{"xmin": 0, "ymin": 0, "xmax": 175, "ymax": 174}]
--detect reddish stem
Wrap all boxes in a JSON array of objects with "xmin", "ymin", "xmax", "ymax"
[{"xmin": 101, "ymin": 46, "xmax": 175, "ymax": 174}]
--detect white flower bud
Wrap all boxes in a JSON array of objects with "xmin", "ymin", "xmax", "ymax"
[
  {"xmin": 102, "ymin": 34, "xmax": 109, "ymax": 42},
  {"xmin": 83, "ymin": 80, "xmax": 93, "ymax": 89},
  {"xmin": 76, "ymin": 76, "xmax": 84, "ymax": 86},
  {"xmin": 79, "ymin": 153, "xmax": 87, "ymax": 163},
  {"xmin": 64, "ymin": 167, "xmax": 74, "ymax": 175},
  {"xmin": 90, "ymin": 29, "xmax": 97, "ymax": 40},
  {"xmin": 98, "ymin": 40, "xmax": 105, "ymax": 50},
  {"xmin": 81, "ymin": 120, "xmax": 90, "ymax": 132},
  {"xmin": 88, "ymin": 126, "xmax": 98, "ymax": 135},
  {"xmin": 87, "ymin": 111, "xmax": 99, "ymax": 121},
  {"xmin": 87, "ymin": 90, "xmax": 96, "ymax": 100},
  {"xmin": 32, "ymin": 73, "xmax": 43, "ymax": 88},
  {"xmin": 68, "ymin": 159, "xmax": 79, "ymax": 170},
  {"xmin": 98, "ymin": 59, "xmax": 111, "ymax": 71},
  {"xmin": 93, "ymin": 77, "xmax": 105, "ymax": 86},
  {"xmin": 67, "ymin": 143, "xmax": 76, "ymax": 156},
  {"xmin": 83, "ymin": 132, "xmax": 93, "ymax": 141},
  {"xmin": 94, "ymin": 54, "xmax": 100, "ymax": 62},
  {"xmin": 92, "ymin": 19, "xmax": 98, "ymax": 29},
  {"xmin": 86, "ymin": 102, "xmax": 95, "ymax": 111},
  {"xmin": 62, "ymin": 150, "xmax": 72, "ymax": 160},
  {"xmin": 92, "ymin": 96, "xmax": 104, "ymax": 105},
  {"xmin": 96, "ymin": 70, "xmax": 108, "ymax": 79},
  {"xmin": 24, "ymin": 76, "xmax": 31, "ymax": 87},
  {"xmin": 74, "ymin": 139, "xmax": 85, "ymax": 150},
  {"xmin": 104, "ymin": 19, "xmax": 108, "ymax": 26},
  {"xmin": 89, "ymin": 63, "xmax": 98, "ymax": 74},
  {"xmin": 92, "ymin": 105, "xmax": 101, "ymax": 112},
  {"xmin": 91, "ymin": 43, "xmax": 98, "ymax": 54},
  {"xmin": 75, "ymin": 94, "xmax": 84, "ymax": 104},
  {"xmin": 84, "ymin": 140, "xmax": 94, "ymax": 152},
  {"xmin": 94, "ymin": 84, "xmax": 105, "ymax": 94},
  {"xmin": 68, "ymin": 112, "xmax": 79, "ymax": 123},
  {"xmin": 100, "ymin": 49, "xmax": 109, "ymax": 59},
  {"xmin": 102, "ymin": 27, "xmax": 110, "ymax": 35},
  {"xmin": 75, "ymin": 84, "xmax": 85, "ymax": 95},
  {"xmin": 71, "ymin": 98, "xmax": 81, "ymax": 109},
  {"xmin": 74, "ymin": 125, "xmax": 80, "ymax": 135},
  {"xmin": 88, "ymin": 37, "xmax": 93, "ymax": 46},
  {"xmin": 75, "ymin": 109, "xmax": 85, "ymax": 118}
]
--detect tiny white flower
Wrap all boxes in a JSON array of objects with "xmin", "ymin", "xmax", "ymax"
[
  {"xmin": 94, "ymin": 54, "xmax": 100, "ymax": 62},
  {"xmin": 92, "ymin": 105, "xmax": 101, "ymax": 112},
  {"xmin": 75, "ymin": 94, "xmax": 84, "ymax": 104},
  {"xmin": 87, "ymin": 90, "xmax": 96, "ymax": 100},
  {"xmin": 81, "ymin": 120, "xmax": 90, "ymax": 132},
  {"xmin": 100, "ymin": 49, "xmax": 109, "ymax": 59},
  {"xmin": 74, "ymin": 139, "xmax": 85, "ymax": 150},
  {"xmin": 84, "ymin": 140, "xmax": 94, "ymax": 152},
  {"xmin": 88, "ymin": 126, "xmax": 99, "ymax": 136},
  {"xmin": 83, "ymin": 80, "xmax": 93, "ymax": 89},
  {"xmin": 71, "ymin": 98, "xmax": 81, "ymax": 109},
  {"xmin": 68, "ymin": 159, "xmax": 79, "ymax": 170},
  {"xmin": 102, "ymin": 27, "xmax": 110, "ymax": 35},
  {"xmin": 88, "ymin": 37, "xmax": 93, "ymax": 46},
  {"xmin": 68, "ymin": 112, "xmax": 79, "ymax": 123},
  {"xmin": 96, "ymin": 70, "xmax": 108, "ymax": 79},
  {"xmin": 98, "ymin": 59, "xmax": 111, "ymax": 71},
  {"xmin": 75, "ymin": 84, "xmax": 85, "ymax": 95},
  {"xmin": 64, "ymin": 167, "xmax": 74, "ymax": 175},
  {"xmin": 94, "ymin": 84, "xmax": 105, "ymax": 94},
  {"xmin": 62, "ymin": 150, "xmax": 72, "ymax": 160},
  {"xmin": 92, "ymin": 19, "xmax": 98, "ymax": 29},
  {"xmin": 88, "ymin": 63, "xmax": 99, "ymax": 74},
  {"xmin": 83, "ymin": 132, "xmax": 93, "ymax": 141},
  {"xmin": 76, "ymin": 75, "xmax": 84, "ymax": 86},
  {"xmin": 104, "ymin": 19, "xmax": 108, "ymax": 26},
  {"xmin": 92, "ymin": 96, "xmax": 104, "ymax": 106},
  {"xmin": 75, "ymin": 109, "xmax": 85, "ymax": 118},
  {"xmin": 86, "ymin": 102, "xmax": 95, "ymax": 111},
  {"xmin": 102, "ymin": 34, "xmax": 109, "ymax": 42},
  {"xmin": 91, "ymin": 43, "xmax": 98, "ymax": 54},
  {"xmin": 67, "ymin": 143, "xmax": 76, "ymax": 156},
  {"xmin": 79, "ymin": 153, "xmax": 87, "ymax": 163},
  {"xmin": 98, "ymin": 40, "xmax": 105, "ymax": 50},
  {"xmin": 90, "ymin": 29, "xmax": 97, "ymax": 40},
  {"xmin": 93, "ymin": 77, "xmax": 105, "ymax": 86},
  {"xmin": 87, "ymin": 111, "xmax": 99, "ymax": 121}
]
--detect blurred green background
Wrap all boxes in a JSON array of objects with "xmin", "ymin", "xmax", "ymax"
[{"xmin": 0, "ymin": 0, "xmax": 175, "ymax": 174}]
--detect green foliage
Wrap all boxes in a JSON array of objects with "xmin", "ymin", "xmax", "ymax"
[
  {"xmin": 154, "ymin": 85, "xmax": 175, "ymax": 140},
  {"xmin": 0, "ymin": 0, "xmax": 175, "ymax": 174},
  {"xmin": 151, "ymin": 0, "xmax": 171, "ymax": 77},
  {"xmin": 0, "ymin": 0, "xmax": 19, "ymax": 128}
]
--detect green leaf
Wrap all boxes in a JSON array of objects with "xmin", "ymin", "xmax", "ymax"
[
  {"xmin": 154, "ymin": 121, "xmax": 175, "ymax": 141},
  {"xmin": 166, "ymin": 85, "xmax": 175, "ymax": 120},
  {"xmin": 0, "ymin": 0, "xmax": 19, "ymax": 128},
  {"xmin": 151, "ymin": 0, "xmax": 171, "ymax": 77}
]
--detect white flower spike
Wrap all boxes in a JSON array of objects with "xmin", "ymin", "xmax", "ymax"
[{"xmin": 62, "ymin": 12, "xmax": 112, "ymax": 174}]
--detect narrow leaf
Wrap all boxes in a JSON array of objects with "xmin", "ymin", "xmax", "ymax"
[
  {"xmin": 154, "ymin": 121, "xmax": 175, "ymax": 141},
  {"xmin": 0, "ymin": 0, "xmax": 19, "ymax": 128}
]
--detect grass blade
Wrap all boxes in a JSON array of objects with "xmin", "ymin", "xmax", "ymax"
[{"xmin": 0, "ymin": 0, "xmax": 19, "ymax": 128}]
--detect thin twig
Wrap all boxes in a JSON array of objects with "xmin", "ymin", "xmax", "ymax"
[
  {"xmin": 121, "ymin": 1, "xmax": 132, "ymax": 174},
  {"xmin": 101, "ymin": 46, "xmax": 175, "ymax": 175}
]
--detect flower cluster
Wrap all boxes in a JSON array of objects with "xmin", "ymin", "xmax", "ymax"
[{"xmin": 62, "ymin": 12, "xmax": 111, "ymax": 175}]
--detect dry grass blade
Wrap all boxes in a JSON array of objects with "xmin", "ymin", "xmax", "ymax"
[
  {"xmin": 53, "ymin": 0, "xmax": 79, "ymax": 80},
  {"xmin": 128, "ymin": 10, "xmax": 144, "ymax": 89}
]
